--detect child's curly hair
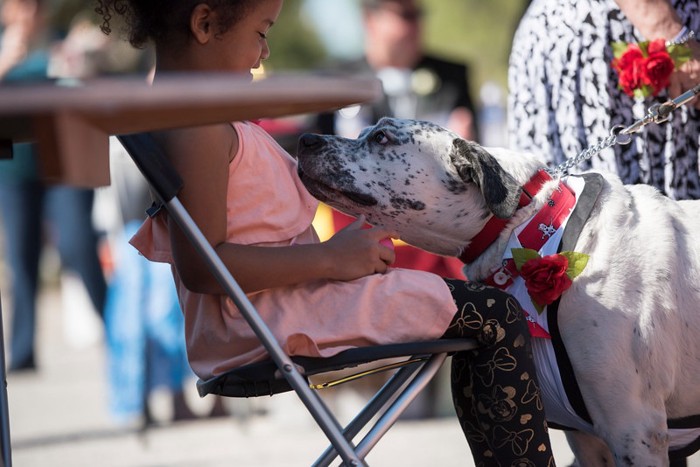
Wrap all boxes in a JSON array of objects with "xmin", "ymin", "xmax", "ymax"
[{"xmin": 95, "ymin": 0, "xmax": 256, "ymax": 48}]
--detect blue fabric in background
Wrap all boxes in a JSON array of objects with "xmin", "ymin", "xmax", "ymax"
[{"xmin": 104, "ymin": 220, "xmax": 192, "ymax": 423}]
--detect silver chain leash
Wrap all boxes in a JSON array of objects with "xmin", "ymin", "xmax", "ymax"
[{"xmin": 548, "ymin": 83, "xmax": 700, "ymax": 177}]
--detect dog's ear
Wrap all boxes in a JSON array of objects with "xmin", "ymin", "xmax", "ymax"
[{"xmin": 450, "ymin": 138, "xmax": 522, "ymax": 219}]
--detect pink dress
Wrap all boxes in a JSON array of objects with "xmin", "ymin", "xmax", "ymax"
[{"xmin": 131, "ymin": 121, "xmax": 457, "ymax": 379}]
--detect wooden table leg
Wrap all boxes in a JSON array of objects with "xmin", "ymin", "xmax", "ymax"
[{"xmin": 34, "ymin": 112, "xmax": 110, "ymax": 188}]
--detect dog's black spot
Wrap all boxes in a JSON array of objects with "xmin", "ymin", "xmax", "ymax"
[
  {"xmin": 444, "ymin": 177, "xmax": 467, "ymax": 194},
  {"xmin": 390, "ymin": 197, "xmax": 426, "ymax": 211},
  {"xmin": 335, "ymin": 170, "xmax": 359, "ymax": 188},
  {"xmin": 455, "ymin": 207, "xmax": 472, "ymax": 219}
]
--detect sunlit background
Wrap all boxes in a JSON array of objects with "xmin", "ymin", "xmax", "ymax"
[{"xmin": 269, "ymin": 0, "xmax": 527, "ymax": 95}]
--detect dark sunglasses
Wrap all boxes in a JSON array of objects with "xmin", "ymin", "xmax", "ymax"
[{"xmin": 374, "ymin": 6, "xmax": 424, "ymax": 22}]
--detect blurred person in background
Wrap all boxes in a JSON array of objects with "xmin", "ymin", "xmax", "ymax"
[
  {"xmin": 0, "ymin": 0, "xmax": 107, "ymax": 372},
  {"xmin": 99, "ymin": 137, "xmax": 201, "ymax": 425},
  {"xmin": 509, "ymin": 0, "xmax": 699, "ymax": 201},
  {"xmin": 318, "ymin": 0, "xmax": 477, "ymax": 141}
]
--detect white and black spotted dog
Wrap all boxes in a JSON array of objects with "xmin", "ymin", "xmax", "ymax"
[{"xmin": 297, "ymin": 117, "xmax": 700, "ymax": 466}]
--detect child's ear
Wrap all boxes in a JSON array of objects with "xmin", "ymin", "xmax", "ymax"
[{"xmin": 190, "ymin": 3, "xmax": 215, "ymax": 44}]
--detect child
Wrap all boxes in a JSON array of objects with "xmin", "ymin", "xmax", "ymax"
[{"xmin": 96, "ymin": 1, "xmax": 557, "ymax": 464}]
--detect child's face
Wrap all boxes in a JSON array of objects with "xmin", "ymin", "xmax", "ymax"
[{"xmin": 215, "ymin": 0, "xmax": 284, "ymax": 75}]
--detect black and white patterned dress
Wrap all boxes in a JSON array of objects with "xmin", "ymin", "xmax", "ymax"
[{"xmin": 508, "ymin": 0, "xmax": 700, "ymax": 200}]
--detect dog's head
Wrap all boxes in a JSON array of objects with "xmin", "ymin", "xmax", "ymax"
[{"xmin": 296, "ymin": 117, "xmax": 525, "ymax": 256}]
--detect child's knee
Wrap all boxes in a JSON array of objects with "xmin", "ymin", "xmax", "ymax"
[
  {"xmin": 445, "ymin": 280, "xmax": 529, "ymax": 344},
  {"xmin": 478, "ymin": 288, "xmax": 527, "ymax": 346}
]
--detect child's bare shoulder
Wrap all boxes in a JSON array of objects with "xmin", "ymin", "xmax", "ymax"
[{"xmin": 158, "ymin": 123, "xmax": 238, "ymax": 164}]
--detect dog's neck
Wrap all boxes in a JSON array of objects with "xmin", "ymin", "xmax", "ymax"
[{"xmin": 459, "ymin": 169, "xmax": 553, "ymax": 265}]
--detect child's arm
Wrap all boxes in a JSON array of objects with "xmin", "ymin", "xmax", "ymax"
[
  {"xmin": 159, "ymin": 125, "xmax": 397, "ymax": 295},
  {"xmin": 207, "ymin": 218, "xmax": 396, "ymax": 294}
]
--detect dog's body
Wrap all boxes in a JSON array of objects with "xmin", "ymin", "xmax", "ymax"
[{"xmin": 296, "ymin": 117, "xmax": 700, "ymax": 466}]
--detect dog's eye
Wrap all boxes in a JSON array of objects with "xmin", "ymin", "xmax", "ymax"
[{"xmin": 374, "ymin": 131, "xmax": 389, "ymax": 145}]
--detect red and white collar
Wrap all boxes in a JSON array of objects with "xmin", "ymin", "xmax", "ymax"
[
  {"xmin": 458, "ymin": 170, "xmax": 554, "ymax": 264},
  {"xmin": 457, "ymin": 169, "xmax": 579, "ymax": 339},
  {"xmin": 483, "ymin": 173, "xmax": 578, "ymax": 338}
]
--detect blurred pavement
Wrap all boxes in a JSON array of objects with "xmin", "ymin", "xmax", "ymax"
[{"xmin": 3, "ymin": 285, "xmax": 698, "ymax": 466}]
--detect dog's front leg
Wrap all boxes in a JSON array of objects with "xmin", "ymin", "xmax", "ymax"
[
  {"xmin": 559, "ymin": 303, "xmax": 672, "ymax": 466},
  {"xmin": 569, "ymin": 402, "xmax": 670, "ymax": 466},
  {"xmin": 565, "ymin": 430, "xmax": 614, "ymax": 466},
  {"xmin": 573, "ymin": 371, "xmax": 671, "ymax": 466}
]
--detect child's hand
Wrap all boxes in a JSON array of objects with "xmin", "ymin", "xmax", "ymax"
[{"xmin": 324, "ymin": 215, "xmax": 398, "ymax": 281}]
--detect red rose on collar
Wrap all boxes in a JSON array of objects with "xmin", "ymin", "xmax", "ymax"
[{"xmin": 520, "ymin": 254, "xmax": 572, "ymax": 307}]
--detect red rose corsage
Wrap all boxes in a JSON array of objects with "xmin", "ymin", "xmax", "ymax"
[
  {"xmin": 612, "ymin": 38, "xmax": 691, "ymax": 98},
  {"xmin": 512, "ymin": 248, "xmax": 589, "ymax": 313}
]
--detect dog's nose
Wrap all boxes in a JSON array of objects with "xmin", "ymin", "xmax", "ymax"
[{"xmin": 298, "ymin": 133, "xmax": 324, "ymax": 150}]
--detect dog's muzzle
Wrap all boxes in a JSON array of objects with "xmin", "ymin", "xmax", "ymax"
[{"xmin": 296, "ymin": 134, "xmax": 378, "ymax": 207}]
